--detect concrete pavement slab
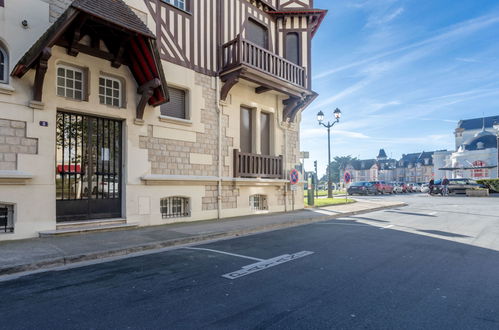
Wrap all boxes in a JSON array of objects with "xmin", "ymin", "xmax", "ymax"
[{"xmin": 0, "ymin": 199, "xmax": 406, "ymax": 276}]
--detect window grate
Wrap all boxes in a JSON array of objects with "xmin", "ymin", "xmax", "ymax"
[
  {"xmin": 99, "ymin": 76, "xmax": 122, "ymax": 107},
  {"xmin": 0, "ymin": 205, "xmax": 14, "ymax": 233},
  {"xmin": 160, "ymin": 197, "xmax": 190, "ymax": 219},
  {"xmin": 249, "ymin": 195, "xmax": 268, "ymax": 211},
  {"xmin": 57, "ymin": 66, "xmax": 84, "ymax": 100}
]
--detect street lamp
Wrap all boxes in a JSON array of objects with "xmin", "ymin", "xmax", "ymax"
[
  {"xmin": 317, "ymin": 108, "xmax": 342, "ymax": 198},
  {"xmin": 494, "ymin": 120, "xmax": 499, "ymax": 178}
]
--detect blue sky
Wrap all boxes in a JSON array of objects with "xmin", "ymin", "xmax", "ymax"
[{"xmin": 303, "ymin": 0, "xmax": 499, "ymax": 176}]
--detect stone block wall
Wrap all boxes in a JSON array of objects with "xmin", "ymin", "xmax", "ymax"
[
  {"xmin": 221, "ymin": 185, "xmax": 239, "ymax": 209},
  {"xmin": 202, "ymin": 184, "xmax": 218, "ymax": 211},
  {"xmin": 140, "ymin": 72, "xmax": 233, "ymax": 177},
  {"xmin": 0, "ymin": 119, "xmax": 37, "ymax": 170}
]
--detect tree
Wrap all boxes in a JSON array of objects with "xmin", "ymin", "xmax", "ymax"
[{"xmin": 320, "ymin": 156, "xmax": 358, "ymax": 183}]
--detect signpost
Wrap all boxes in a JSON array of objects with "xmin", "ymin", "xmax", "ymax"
[{"xmin": 289, "ymin": 169, "xmax": 299, "ymax": 211}]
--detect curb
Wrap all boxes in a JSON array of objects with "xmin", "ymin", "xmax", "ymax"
[{"xmin": 0, "ymin": 202, "xmax": 407, "ymax": 276}]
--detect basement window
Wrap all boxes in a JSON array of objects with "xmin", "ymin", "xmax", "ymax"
[
  {"xmin": 0, "ymin": 204, "xmax": 14, "ymax": 233},
  {"xmin": 160, "ymin": 197, "xmax": 190, "ymax": 219},
  {"xmin": 249, "ymin": 194, "xmax": 268, "ymax": 211}
]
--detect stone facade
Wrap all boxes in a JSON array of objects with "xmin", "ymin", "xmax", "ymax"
[
  {"xmin": 221, "ymin": 185, "xmax": 239, "ymax": 209},
  {"xmin": 202, "ymin": 184, "xmax": 218, "ymax": 211},
  {"xmin": 0, "ymin": 119, "xmax": 37, "ymax": 170},
  {"xmin": 139, "ymin": 73, "xmax": 235, "ymax": 177}
]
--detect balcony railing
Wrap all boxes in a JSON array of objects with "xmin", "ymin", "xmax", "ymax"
[
  {"xmin": 234, "ymin": 150, "xmax": 284, "ymax": 179},
  {"xmin": 221, "ymin": 35, "xmax": 306, "ymax": 89}
]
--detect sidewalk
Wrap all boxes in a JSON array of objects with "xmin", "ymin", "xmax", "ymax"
[{"xmin": 0, "ymin": 199, "xmax": 406, "ymax": 276}]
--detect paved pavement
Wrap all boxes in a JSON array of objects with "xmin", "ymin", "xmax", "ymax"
[
  {"xmin": 0, "ymin": 194, "xmax": 498, "ymax": 329},
  {"xmin": 0, "ymin": 198, "xmax": 405, "ymax": 276}
]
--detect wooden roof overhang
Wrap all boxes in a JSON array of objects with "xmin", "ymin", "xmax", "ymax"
[
  {"xmin": 266, "ymin": 9, "xmax": 327, "ymax": 37},
  {"xmin": 11, "ymin": 0, "xmax": 168, "ymax": 120}
]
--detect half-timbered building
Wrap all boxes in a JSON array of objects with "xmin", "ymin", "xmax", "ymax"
[{"xmin": 0, "ymin": 0, "xmax": 325, "ymax": 240}]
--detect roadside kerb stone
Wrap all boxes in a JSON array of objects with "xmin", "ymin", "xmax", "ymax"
[{"xmin": 0, "ymin": 202, "xmax": 407, "ymax": 276}]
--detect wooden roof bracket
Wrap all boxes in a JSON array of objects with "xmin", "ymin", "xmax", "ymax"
[
  {"xmin": 136, "ymin": 78, "xmax": 161, "ymax": 120},
  {"xmin": 220, "ymin": 69, "xmax": 245, "ymax": 101},
  {"xmin": 33, "ymin": 47, "xmax": 52, "ymax": 102}
]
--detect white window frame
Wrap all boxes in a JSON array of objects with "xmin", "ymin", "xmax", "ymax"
[
  {"xmin": 99, "ymin": 75, "xmax": 122, "ymax": 108},
  {"xmin": 56, "ymin": 65, "xmax": 85, "ymax": 100},
  {"xmin": 0, "ymin": 45, "xmax": 8, "ymax": 84},
  {"xmin": 163, "ymin": 0, "xmax": 186, "ymax": 11}
]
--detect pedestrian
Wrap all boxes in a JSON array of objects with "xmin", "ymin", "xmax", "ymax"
[
  {"xmin": 442, "ymin": 177, "xmax": 449, "ymax": 196},
  {"xmin": 429, "ymin": 179, "xmax": 435, "ymax": 195}
]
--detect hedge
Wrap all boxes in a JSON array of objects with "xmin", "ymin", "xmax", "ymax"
[{"xmin": 477, "ymin": 179, "xmax": 499, "ymax": 193}]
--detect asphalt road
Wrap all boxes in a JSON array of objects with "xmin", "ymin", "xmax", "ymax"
[{"xmin": 1, "ymin": 194, "xmax": 499, "ymax": 329}]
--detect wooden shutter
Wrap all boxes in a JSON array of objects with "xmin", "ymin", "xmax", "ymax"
[
  {"xmin": 0, "ymin": 49, "xmax": 4, "ymax": 82},
  {"xmin": 285, "ymin": 33, "xmax": 300, "ymax": 65},
  {"xmin": 240, "ymin": 107, "xmax": 253, "ymax": 153},
  {"xmin": 161, "ymin": 87, "xmax": 186, "ymax": 119},
  {"xmin": 260, "ymin": 112, "xmax": 270, "ymax": 155},
  {"xmin": 247, "ymin": 19, "xmax": 268, "ymax": 49}
]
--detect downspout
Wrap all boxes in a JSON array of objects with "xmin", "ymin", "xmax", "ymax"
[
  {"xmin": 277, "ymin": 96, "xmax": 289, "ymax": 212},
  {"xmin": 216, "ymin": 0, "xmax": 223, "ymax": 220},
  {"xmin": 216, "ymin": 78, "xmax": 222, "ymax": 220}
]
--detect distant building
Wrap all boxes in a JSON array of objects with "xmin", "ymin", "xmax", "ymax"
[
  {"xmin": 341, "ymin": 149, "xmax": 435, "ymax": 184},
  {"xmin": 438, "ymin": 116, "xmax": 498, "ymax": 179}
]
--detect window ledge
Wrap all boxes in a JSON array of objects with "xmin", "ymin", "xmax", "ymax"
[
  {"xmin": 0, "ymin": 84, "xmax": 15, "ymax": 95},
  {"xmin": 0, "ymin": 170, "xmax": 34, "ymax": 185},
  {"xmin": 158, "ymin": 115, "xmax": 192, "ymax": 126}
]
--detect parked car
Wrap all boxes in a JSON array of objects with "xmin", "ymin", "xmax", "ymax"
[
  {"xmin": 370, "ymin": 181, "xmax": 394, "ymax": 194},
  {"xmin": 347, "ymin": 181, "xmax": 377, "ymax": 195},
  {"xmin": 391, "ymin": 182, "xmax": 403, "ymax": 194},
  {"xmin": 420, "ymin": 183, "xmax": 430, "ymax": 193},
  {"xmin": 440, "ymin": 178, "xmax": 487, "ymax": 195},
  {"xmin": 407, "ymin": 183, "xmax": 420, "ymax": 192}
]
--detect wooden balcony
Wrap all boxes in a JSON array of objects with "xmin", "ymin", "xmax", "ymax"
[
  {"xmin": 220, "ymin": 35, "xmax": 308, "ymax": 100},
  {"xmin": 234, "ymin": 150, "xmax": 284, "ymax": 179}
]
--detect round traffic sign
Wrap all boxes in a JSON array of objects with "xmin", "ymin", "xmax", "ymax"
[
  {"xmin": 289, "ymin": 169, "xmax": 300, "ymax": 184},
  {"xmin": 344, "ymin": 171, "xmax": 351, "ymax": 184}
]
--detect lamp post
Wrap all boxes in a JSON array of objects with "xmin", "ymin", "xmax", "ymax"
[
  {"xmin": 317, "ymin": 108, "xmax": 342, "ymax": 198},
  {"xmin": 494, "ymin": 121, "xmax": 499, "ymax": 178}
]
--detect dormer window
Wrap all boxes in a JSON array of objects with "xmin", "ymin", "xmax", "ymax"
[{"xmin": 0, "ymin": 44, "xmax": 7, "ymax": 84}]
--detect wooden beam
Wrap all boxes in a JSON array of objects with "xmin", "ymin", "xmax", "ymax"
[
  {"xmin": 220, "ymin": 70, "xmax": 243, "ymax": 101},
  {"xmin": 33, "ymin": 48, "xmax": 52, "ymax": 102},
  {"xmin": 255, "ymin": 86, "xmax": 271, "ymax": 94},
  {"xmin": 136, "ymin": 78, "xmax": 161, "ymax": 120},
  {"xmin": 111, "ymin": 40, "xmax": 127, "ymax": 68},
  {"xmin": 67, "ymin": 16, "xmax": 88, "ymax": 56}
]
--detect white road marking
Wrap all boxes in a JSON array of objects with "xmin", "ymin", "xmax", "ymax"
[
  {"xmin": 316, "ymin": 223, "xmax": 371, "ymax": 227},
  {"xmin": 184, "ymin": 247, "xmax": 264, "ymax": 262},
  {"xmin": 380, "ymin": 225, "xmax": 394, "ymax": 229},
  {"xmin": 428, "ymin": 212, "xmax": 438, "ymax": 215},
  {"xmin": 222, "ymin": 251, "xmax": 314, "ymax": 280}
]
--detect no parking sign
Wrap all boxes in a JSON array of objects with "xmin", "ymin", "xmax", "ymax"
[
  {"xmin": 344, "ymin": 171, "xmax": 351, "ymax": 184},
  {"xmin": 289, "ymin": 169, "xmax": 300, "ymax": 185}
]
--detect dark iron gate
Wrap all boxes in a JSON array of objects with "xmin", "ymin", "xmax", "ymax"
[{"xmin": 56, "ymin": 112, "xmax": 122, "ymax": 222}]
